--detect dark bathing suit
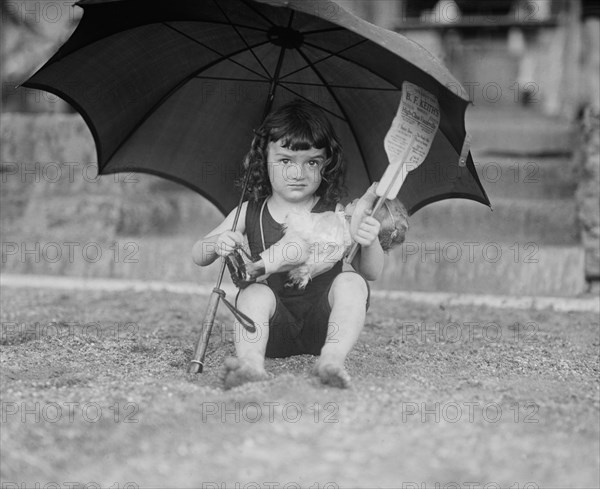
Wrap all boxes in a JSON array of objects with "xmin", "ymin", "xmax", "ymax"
[{"xmin": 239, "ymin": 196, "xmax": 370, "ymax": 358}]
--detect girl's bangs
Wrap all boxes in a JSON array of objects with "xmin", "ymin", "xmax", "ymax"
[{"xmin": 269, "ymin": 122, "xmax": 329, "ymax": 153}]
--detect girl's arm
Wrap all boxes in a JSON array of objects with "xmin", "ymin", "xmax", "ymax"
[
  {"xmin": 351, "ymin": 239, "xmax": 384, "ymax": 281},
  {"xmin": 350, "ymin": 213, "xmax": 384, "ymax": 281},
  {"xmin": 346, "ymin": 183, "xmax": 383, "ymax": 280},
  {"xmin": 192, "ymin": 203, "xmax": 248, "ymax": 267}
]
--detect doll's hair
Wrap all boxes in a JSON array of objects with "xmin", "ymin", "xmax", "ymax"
[
  {"xmin": 374, "ymin": 198, "xmax": 409, "ymax": 252},
  {"xmin": 238, "ymin": 99, "xmax": 346, "ymax": 205}
]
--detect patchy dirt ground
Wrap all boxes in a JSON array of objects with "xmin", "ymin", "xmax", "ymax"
[{"xmin": 1, "ymin": 286, "xmax": 598, "ymax": 489}]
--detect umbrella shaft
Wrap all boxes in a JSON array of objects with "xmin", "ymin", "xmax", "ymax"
[{"xmin": 189, "ymin": 76, "xmax": 282, "ymax": 373}]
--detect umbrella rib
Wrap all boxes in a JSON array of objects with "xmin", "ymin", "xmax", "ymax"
[
  {"xmin": 163, "ymin": 22, "xmax": 269, "ymax": 81},
  {"xmin": 214, "ymin": 0, "xmax": 272, "ymax": 78},
  {"xmin": 302, "ymin": 40, "xmax": 399, "ymax": 90},
  {"xmin": 279, "ymin": 39, "xmax": 368, "ymax": 81},
  {"xmin": 282, "ymin": 80, "xmax": 398, "ymax": 91},
  {"xmin": 195, "ymin": 75, "xmax": 270, "ymax": 83},
  {"xmin": 100, "ymin": 39, "xmax": 272, "ymax": 168},
  {"xmin": 163, "ymin": 19, "xmax": 268, "ymax": 33},
  {"xmin": 302, "ymin": 27, "xmax": 347, "ymax": 35},
  {"xmin": 294, "ymin": 46, "xmax": 373, "ymax": 182},
  {"xmin": 303, "ymin": 41, "xmax": 471, "ymax": 161},
  {"xmin": 276, "ymin": 84, "xmax": 346, "ymax": 122},
  {"xmin": 240, "ymin": 0, "xmax": 276, "ymax": 27}
]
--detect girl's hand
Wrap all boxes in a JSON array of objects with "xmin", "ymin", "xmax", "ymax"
[
  {"xmin": 216, "ymin": 230, "xmax": 244, "ymax": 256},
  {"xmin": 349, "ymin": 182, "xmax": 379, "ymax": 247},
  {"xmin": 350, "ymin": 183, "xmax": 378, "ymax": 239},
  {"xmin": 353, "ymin": 212, "xmax": 381, "ymax": 248}
]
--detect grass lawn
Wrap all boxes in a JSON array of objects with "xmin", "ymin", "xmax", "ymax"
[{"xmin": 1, "ymin": 286, "xmax": 598, "ymax": 488}]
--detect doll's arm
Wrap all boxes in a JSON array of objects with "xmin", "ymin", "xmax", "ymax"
[
  {"xmin": 257, "ymin": 232, "xmax": 311, "ymax": 275},
  {"xmin": 243, "ymin": 234, "xmax": 311, "ymax": 281}
]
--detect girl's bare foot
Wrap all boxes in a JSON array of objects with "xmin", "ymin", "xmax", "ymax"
[
  {"xmin": 220, "ymin": 357, "xmax": 270, "ymax": 389},
  {"xmin": 312, "ymin": 360, "xmax": 351, "ymax": 389}
]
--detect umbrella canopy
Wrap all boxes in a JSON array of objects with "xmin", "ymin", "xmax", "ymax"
[{"xmin": 22, "ymin": 0, "xmax": 490, "ymax": 215}]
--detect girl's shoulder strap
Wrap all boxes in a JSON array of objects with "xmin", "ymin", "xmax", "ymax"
[
  {"xmin": 244, "ymin": 197, "xmax": 270, "ymax": 258},
  {"xmin": 244, "ymin": 197, "xmax": 265, "ymax": 224}
]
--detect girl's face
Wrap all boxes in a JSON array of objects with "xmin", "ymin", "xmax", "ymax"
[{"xmin": 266, "ymin": 139, "xmax": 326, "ymax": 203}]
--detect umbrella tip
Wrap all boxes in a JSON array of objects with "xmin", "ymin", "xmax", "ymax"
[{"xmin": 459, "ymin": 134, "xmax": 472, "ymax": 167}]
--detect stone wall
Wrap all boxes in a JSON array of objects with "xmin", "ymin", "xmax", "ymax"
[
  {"xmin": 0, "ymin": 113, "xmax": 216, "ymax": 240},
  {"xmin": 0, "ymin": 112, "xmax": 588, "ymax": 296},
  {"xmin": 574, "ymin": 108, "xmax": 600, "ymax": 282}
]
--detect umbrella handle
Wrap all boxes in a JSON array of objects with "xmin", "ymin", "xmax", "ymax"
[
  {"xmin": 188, "ymin": 262, "xmax": 226, "ymax": 373},
  {"xmin": 188, "ymin": 276, "xmax": 259, "ymax": 374},
  {"xmin": 188, "ymin": 169, "xmax": 253, "ymax": 374},
  {"xmin": 188, "ymin": 71, "xmax": 279, "ymax": 374},
  {"xmin": 216, "ymin": 288, "xmax": 257, "ymax": 333}
]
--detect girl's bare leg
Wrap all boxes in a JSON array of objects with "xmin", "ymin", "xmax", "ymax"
[
  {"xmin": 314, "ymin": 273, "xmax": 368, "ymax": 388},
  {"xmin": 220, "ymin": 283, "xmax": 276, "ymax": 389}
]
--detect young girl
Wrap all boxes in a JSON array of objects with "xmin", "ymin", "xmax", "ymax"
[{"xmin": 192, "ymin": 99, "xmax": 384, "ymax": 389}]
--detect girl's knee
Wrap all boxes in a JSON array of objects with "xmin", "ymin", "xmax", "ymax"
[
  {"xmin": 237, "ymin": 283, "xmax": 277, "ymax": 314},
  {"xmin": 329, "ymin": 272, "xmax": 369, "ymax": 305}
]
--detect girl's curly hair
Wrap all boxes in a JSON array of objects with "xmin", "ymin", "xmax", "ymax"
[{"xmin": 237, "ymin": 99, "xmax": 346, "ymax": 205}]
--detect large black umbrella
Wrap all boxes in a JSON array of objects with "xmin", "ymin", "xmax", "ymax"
[
  {"xmin": 21, "ymin": 0, "xmax": 491, "ymax": 372},
  {"xmin": 21, "ymin": 0, "xmax": 490, "ymax": 216}
]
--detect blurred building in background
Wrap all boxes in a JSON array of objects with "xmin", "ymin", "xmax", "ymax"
[
  {"xmin": 338, "ymin": 0, "xmax": 599, "ymax": 119},
  {"xmin": 1, "ymin": 0, "xmax": 80, "ymax": 112},
  {"xmin": 2, "ymin": 0, "xmax": 598, "ymax": 118}
]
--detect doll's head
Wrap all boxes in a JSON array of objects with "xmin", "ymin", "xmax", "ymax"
[
  {"xmin": 344, "ymin": 196, "xmax": 409, "ymax": 252},
  {"xmin": 375, "ymin": 198, "xmax": 409, "ymax": 252},
  {"xmin": 239, "ymin": 99, "xmax": 346, "ymax": 205}
]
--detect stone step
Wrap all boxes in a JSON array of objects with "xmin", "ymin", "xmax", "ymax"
[
  {"xmin": 0, "ymin": 171, "xmax": 580, "ymax": 246},
  {"xmin": 156, "ymin": 192, "xmax": 582, "ymax": 246},
  {"xmin": 377, "ymin": 242, "xmax": 585, "ymax": 297},
  {"xmin": 0, "ymin": 235, "xmax": 585, "ymax": 297},
  {"xmin": 408, "ymin": 197, "xmax": 580, "ymax": 245},
  {"xmin": 466, "ymin": 106, "xmax": 574, "ymax": 156},
  {"xmin": 0, "ymin": 235, "xmax": 220, "ymax": 285},
  {"xmin": 469, "ymin": 154, "xmax": 578, "ymax": 200}
]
